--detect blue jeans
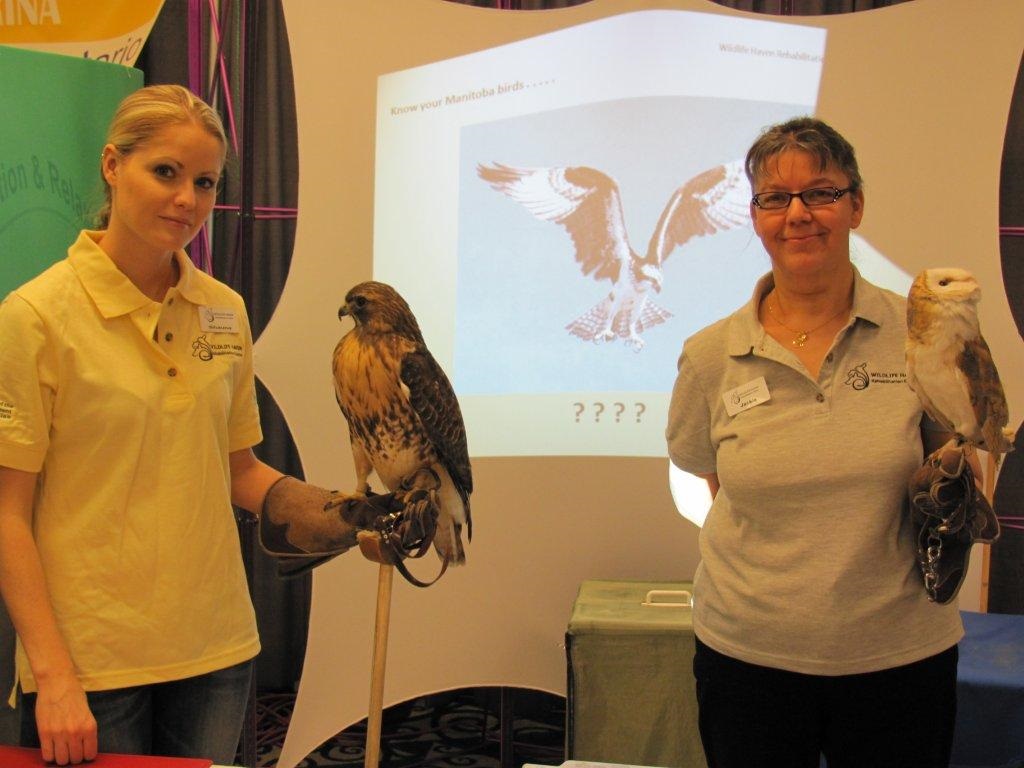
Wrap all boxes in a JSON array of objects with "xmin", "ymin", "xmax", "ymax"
[{"xmin": 21, "ymin": 659, "xmax": 253, "ymax": 765}]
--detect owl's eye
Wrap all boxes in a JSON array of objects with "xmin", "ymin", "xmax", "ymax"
[{"xmin": 938, "ymin": 279, "xmax": 950, "ymax": 287}]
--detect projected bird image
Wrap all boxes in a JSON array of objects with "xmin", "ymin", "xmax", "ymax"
[
  {"xmin": 333, "ymin": 281, "xmax": 473, "ymax": 565},
  {"xmin": 477, "ymin": 160, "xmax": 749, "ymax": 351},
  {"xmin": 906, "ymin": 267, "xmax": 1014, "ymax": 462}
]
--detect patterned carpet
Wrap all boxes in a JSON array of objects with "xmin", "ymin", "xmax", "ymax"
[{"xmin": 246, "ymin": 688, "xmax": 566, "ymax": 768}]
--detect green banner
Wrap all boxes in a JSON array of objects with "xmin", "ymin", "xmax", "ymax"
[{"xmin": 0, "ymin": 45, "xmax": 141, "ymax": 296}]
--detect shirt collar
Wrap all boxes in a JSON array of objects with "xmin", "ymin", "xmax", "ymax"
[
  {"xmin": 725, "ymin": 265, "xmax": 887, "ymax": 357},
  {"xmin": 69, "ymin": 230, "xmax": 211, "ymax": 318}
]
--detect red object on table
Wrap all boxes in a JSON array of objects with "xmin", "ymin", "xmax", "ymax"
[{"xmin": 0, "ymin": 745, "xmax": 213, "ymax": 767}]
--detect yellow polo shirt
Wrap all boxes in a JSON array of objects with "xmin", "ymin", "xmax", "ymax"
[{"xmin": 0, "ymin": 230, "xmax": 262, "ymax": 692}]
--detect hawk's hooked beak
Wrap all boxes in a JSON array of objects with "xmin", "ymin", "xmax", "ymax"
[{"xmin": 338, "ymin": 304, "xmax": 349, "ymax": 320}]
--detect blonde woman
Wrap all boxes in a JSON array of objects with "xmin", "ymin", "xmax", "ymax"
[{"xmin": 0, "ymin": 85, "xmax": 385, "ymax": 765}]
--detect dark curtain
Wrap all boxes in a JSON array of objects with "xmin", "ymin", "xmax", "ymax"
[
  {"xmin": 711, "ymin": 0, "xmax": 909, "ymax": 12},
  {"xmin": 137, "ymin": 0, "xmax": 307, "ymax": 692},
  {"xmin": 990, "ymin": 58, "xmax": 1024, "ymax": 615}
]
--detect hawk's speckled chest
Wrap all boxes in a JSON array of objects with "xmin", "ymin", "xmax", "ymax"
[{"xmin": 332, "ymin": 330, "xmax": 434, "ymax": 477}]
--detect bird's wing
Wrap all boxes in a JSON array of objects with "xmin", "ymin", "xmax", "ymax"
[
  {"xmin": 905, "ymin": 342, "xmax": 955, "ymax": 432},
  {"xmin": 646, "ymin": 160, "xmax": 750, "ymax": 265},
  {"xmin": 957, "ymin": 334, "xmax": 1011, "ymax": 452},
  {"xmin": 400, "ymin": 346, "xmax": 473, "ymax": 515},
  {"xmin": 478, "ymin": 162, "xmax": 633, "ymax": 284}
]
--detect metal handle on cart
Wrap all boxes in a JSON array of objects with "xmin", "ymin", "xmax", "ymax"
[{"xmin": 641, "ymin": 589, "xmax": 692, "ymax": 608}]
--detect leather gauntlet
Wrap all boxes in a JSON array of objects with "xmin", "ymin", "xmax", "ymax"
[{"xmin": 908, "ymin": 441, "xmax": 1000, "ymax": 604}]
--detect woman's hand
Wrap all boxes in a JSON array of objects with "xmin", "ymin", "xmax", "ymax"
[
  {"xmin": 0, "ymin": 466, "xmax": 97, "ymax": 764},
  {"xmin": 33, "ymin": 670, "xmax": 97, "ymax": 765}
]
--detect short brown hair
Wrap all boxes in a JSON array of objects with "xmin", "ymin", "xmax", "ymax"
[{"xmin": 745, "ymin": 116, "xmax": 862, "ymax": 192}]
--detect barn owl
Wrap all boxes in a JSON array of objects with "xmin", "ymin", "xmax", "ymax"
[
  {"xmin": 906, "ymin": 267, "xmax": 1013, "ymax": 461},
  {"xmin": 332, "ymin": 281, "xmax": 473, "ymax": 565}
]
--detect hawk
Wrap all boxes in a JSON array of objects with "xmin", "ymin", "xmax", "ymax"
[
  {"xmin": 906, "ymin": 267, "xmax": 1014, "ymax": 462},
  {"xmin": 333, "ymin": 281, "xmax": 472, "ymax": 565},
  {"xmin": 477, "ymin": 160, "xmax": 749, "ymax": 350}
]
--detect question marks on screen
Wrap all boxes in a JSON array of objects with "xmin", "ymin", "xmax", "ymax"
[{"xmin": 572, "ymin": 401, "xmax": 647, "ymax": 423}]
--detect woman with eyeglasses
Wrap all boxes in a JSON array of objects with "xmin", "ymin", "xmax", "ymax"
[{"xmin": 666, "ymin": 117, "xmax": 964, "ymax": 767}]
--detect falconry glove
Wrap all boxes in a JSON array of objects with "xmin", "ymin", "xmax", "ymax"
[
  {"xmin": 259, "ymin": 476, "xmax": 406, "ymax": 577},
  {"xmin": 908, "ymin": 440, "xmax": 1000, "ymax": 604},
  {"xmin": 259, "ymin": 471, "xmax": 443, "ymax": 580}
]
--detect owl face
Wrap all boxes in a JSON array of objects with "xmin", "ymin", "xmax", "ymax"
[{"xmin": 923, "ymin": 268, "xmax": 981, "ymax": 304}]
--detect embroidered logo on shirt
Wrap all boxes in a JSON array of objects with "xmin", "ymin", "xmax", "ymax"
[
  {"xmin": 191, "ymin": 334, "xmax": 243, "ymax": 361},
  {"xmin": 192, "ymin": 335, "xmax": 214, "ymax": 361},
  {"xmin": 844, "ymin": 362, "xmax": 907, "ymax": 390},
  {"xmin": 0, "ymin": 400, "xmax": 13, "ymax": 422},
  {"xmin": 845, "ymin": 363, "xmax": 870, "ymax": 390}
]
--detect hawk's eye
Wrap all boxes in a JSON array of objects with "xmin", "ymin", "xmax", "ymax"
[{"xmin": 354, "ymin": 296, "xmax": 368, "ymax": 308}]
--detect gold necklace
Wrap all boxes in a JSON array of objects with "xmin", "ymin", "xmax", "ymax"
[{"xmin": 764, "ymin": 293, "xmax": 849, "ymax": 348}]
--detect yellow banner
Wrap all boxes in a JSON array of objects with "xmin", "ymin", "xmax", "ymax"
[{"xmin": 0, "ymin": 0, "xmax": 165, "ymax": 65}]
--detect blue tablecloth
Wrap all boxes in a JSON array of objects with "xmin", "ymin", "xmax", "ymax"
[{"xmin": 951, "ymin": 610, "xmax": 1024, "ymax": 768}]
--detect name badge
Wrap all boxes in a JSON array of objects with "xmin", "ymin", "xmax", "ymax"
[
  {"xmin": 199, "ymin": 306, "xmax": 240, "ymax": 334},
  {"xmin": 723, "ymin": 376, "xmax": 770, "ymax": 417}
]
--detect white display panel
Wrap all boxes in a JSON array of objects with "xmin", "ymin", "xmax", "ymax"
[{"xmin": 265, "ymin": 3, "xmax": 1023, "ymax": 766}]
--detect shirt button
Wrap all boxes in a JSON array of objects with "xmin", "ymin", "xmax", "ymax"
[
  {"xmin": 167, "ymin": 297, "xmax": 175, "ymax": 305},
  {"xmin": 168, "ymin": 368, "xmax": 178, "ymax": 377},
  {"xmin": 815, "ymin": 393, "xmax": 825, "ymax": 403},
  {"xmin": 164, "ymin": 332, "xmax": 173, "ymax": 342}
]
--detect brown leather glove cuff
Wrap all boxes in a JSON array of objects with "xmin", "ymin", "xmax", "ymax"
[
  {"xmin": 258, "ymin": 471, "xmax": 444, "ymax": 582},
  {"xmin": 260, "ymin": 476, "xmax": 359, "ymax": 558},
  {"xmin": 909, "ymin": 442, "xmax": 999, "ymax": 604}
]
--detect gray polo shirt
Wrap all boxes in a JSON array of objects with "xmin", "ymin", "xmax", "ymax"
[{"xmin": 667, "ymin": 269, "xmax": 962, "ymax": 675}]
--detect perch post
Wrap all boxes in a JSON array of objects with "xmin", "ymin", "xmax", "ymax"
[{"xmin": 359, "ymin": 531, "xmax": 395, "ymax": 768}]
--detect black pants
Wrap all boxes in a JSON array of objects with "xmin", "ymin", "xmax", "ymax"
[{"xmin": 693, "ymin": 637, "xmax": 958, "ymax": 768}]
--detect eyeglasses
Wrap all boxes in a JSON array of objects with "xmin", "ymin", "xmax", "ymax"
[{"xmin": 751, "ymin": 187, "xmax": 853, "ymax": 210}]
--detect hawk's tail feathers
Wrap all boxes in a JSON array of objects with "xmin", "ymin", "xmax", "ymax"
[
  {"xmin": 565, "ymin": 299, "xmax": 673, "ymax": 341},
  {"xmin": 634, "ymin": 300, "xmax": 673, "ymax": 333},
  {"xmin": 433, "ymin": 516, "xmax": 466, "ymax": 566},
  {"xmin": 565, "ymin": 303, "xmax": 610, "ymax": 341}
]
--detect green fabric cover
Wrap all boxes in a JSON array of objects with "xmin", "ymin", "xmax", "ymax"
[{"xmin": 566, "ymin": 580, "xmax": 705, "ymax": 768}]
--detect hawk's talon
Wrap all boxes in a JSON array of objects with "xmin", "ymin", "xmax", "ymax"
[
  {"xmin": 400, "ymin": 466, "xmax": 441, "ymax": 493},
  {"xmin": 323, "ymin": 489, "xmax": 367, "ymax": 512}
]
